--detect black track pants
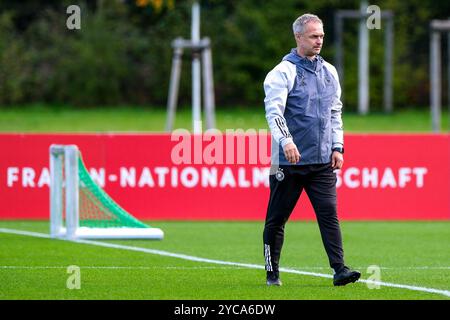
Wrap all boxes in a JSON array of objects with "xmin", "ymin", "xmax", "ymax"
[{"xmin": 263, "ymin": 163, "xmax": 344, "ymax": 273}]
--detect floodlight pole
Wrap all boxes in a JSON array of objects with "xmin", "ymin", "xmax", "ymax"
[
  {"xmin": 446, "ymin": 18, "xmax": 450, "ymax": 131},
  {"xmin": 384, "ymin": 17, "xmax": 393, "ymax": 113},
  {"xmin": 430, "ymin": 19, "xmax": 450, "ymax": 132},
  {"xmin": 334, "ymin": 7, "xmax": 394, "ymax": 114},
  {"xmin": 448, "ymin": 25, "xmax": 450, "ymax": 120},
  {"xmin": 358, "ymin": 1, "xmax": 369, "ymax": 115},
  {"xmin": 166, "ymin": 1, "xmax": 216, "ymax": 133},
  {"xmin": 191, "ymin": 1, "xmax": 201, "ymax": 134}
]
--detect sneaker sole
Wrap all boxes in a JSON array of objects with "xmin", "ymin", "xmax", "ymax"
[
  {"xmin": 333, "ymin": 273, "xmax": 361, "ymax": 286},
  {"xmin": 266, "ymin": 281, "xmax": 282, "ymax": 286}
]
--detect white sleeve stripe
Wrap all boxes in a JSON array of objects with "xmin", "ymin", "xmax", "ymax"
[
  {"xmin": 280, "ymin": 117, "xmax": 292, "ymax": 138},
  {"xmin": 264, "ymin": 61, "xmax": 296, "ymax": 146},
  {"xmin": 274, "ymin": 117, "xmax": 289, "ymax": 139},
  {"xmin": 281, "ymin": 118, "xmax": 292, "ymax": 138}
]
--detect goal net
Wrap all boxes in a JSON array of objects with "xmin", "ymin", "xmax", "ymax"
[{"xmin": 49, "ymin": 144, "xmax": 164, "ymax": 240}]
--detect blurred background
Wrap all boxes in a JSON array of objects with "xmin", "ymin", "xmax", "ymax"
[
  {"xmin": 0, "ymin": 0, "xmax": 449, "ymax": 132},
  {"xmin": 0, "ymin": 1, "xmax": 449, "ymax": 301}
]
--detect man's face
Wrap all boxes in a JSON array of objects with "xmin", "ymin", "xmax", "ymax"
[{"xmin": 296, "ymin": 21, "xmax": 324, "ymax": 57}]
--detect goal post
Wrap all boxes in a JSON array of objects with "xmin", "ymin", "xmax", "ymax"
[{"xmin": 49, "ymin": 144, "xmax": 164, "ymax": 240}]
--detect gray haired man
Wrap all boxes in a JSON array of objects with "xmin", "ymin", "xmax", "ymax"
[{"xmin": 263, "ymin": 14, "xmax": 360, "ymax": 286}]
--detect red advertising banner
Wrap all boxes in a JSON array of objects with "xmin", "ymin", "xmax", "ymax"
[{"xmin": 0, "ymin": 133, "xmax": 448, "ymax": 220}]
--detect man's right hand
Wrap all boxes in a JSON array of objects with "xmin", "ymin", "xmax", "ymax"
[{"xmin": 283, "ymin": 142, "xmax": 301, "ymax": 164}]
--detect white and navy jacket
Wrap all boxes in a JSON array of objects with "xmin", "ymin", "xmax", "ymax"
[{"xmin": 264, "ymin": 48, "xmax": 344, "ymax": 166}]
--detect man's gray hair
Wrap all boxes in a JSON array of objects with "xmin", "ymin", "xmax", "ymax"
[{"xmin": 292, "ymin": 14, "xmax": 323, "ymax": 35}]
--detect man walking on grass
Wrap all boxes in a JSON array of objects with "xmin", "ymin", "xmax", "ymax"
[{"xmin": 262, "ymin": 13, "xmax": 361, "ymax": 287}]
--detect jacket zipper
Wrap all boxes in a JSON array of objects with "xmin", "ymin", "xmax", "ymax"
[{"xmin": 316, "ymin": 71, "xmax": 321, "ymax": 163}]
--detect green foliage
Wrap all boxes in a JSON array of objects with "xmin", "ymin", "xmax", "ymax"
[
  {"xmin": 1, "ymin": 221, "xmax": 449, "ymax": 299},
  {"xmin": 0, "ymin": 1, "xmax": 449, "ymax": 109},
  {"xmin": 0, "ymin": 12, "xmax": 33, "ymax": 105},
  {"xmin": 0, "ymin": 105, "xmax": 447, "ymax": 132}
]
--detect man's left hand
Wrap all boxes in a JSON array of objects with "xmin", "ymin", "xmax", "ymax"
[{"xmin": 331, "ymin": 151, "xmax": 344, "ymax": 169}]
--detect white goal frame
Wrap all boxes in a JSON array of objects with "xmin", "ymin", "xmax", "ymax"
[{"xmin": 49, "ymin": 144, "xmax": 164, "ymax": 240}]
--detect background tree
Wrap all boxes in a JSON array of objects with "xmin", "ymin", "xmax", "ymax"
[{"xmin": 0, "ymin": 0, "xmax": 448, "ymax": 110}]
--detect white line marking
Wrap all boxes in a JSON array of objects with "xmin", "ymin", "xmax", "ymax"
[
  {"xmin": 0, "ymin": 228, "xmax": 51, "ymax": 239},
  {"xmin": 0, "ymin": 266, "xmax": 249, "ymax": 270},
  {"xmin": 2, "ymin": 265, "xmax": 449, "ymax": 270},
  {"xmin": 1, "ymin": 228, "xmax": 449, "ymax": 298},
  {"xmin": 285, "ymin": 266, "xmax": 450, "ymax": 270}
]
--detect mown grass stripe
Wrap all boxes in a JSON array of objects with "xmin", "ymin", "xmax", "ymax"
[{"xmin": 1, "ymin": 227, "xmax": 449, "ymax": 298}]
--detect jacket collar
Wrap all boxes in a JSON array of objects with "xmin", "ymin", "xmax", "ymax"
[{"xmin": 282, "ymin": 48, "xmax": 323, "ymax": 72}]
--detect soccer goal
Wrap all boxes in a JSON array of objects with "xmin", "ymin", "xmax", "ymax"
[{"xmin": 49, "ymin": 144, "xmax": 164, "ymax": 240}]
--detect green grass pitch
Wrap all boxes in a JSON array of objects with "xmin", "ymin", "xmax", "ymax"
[{"xmin": 0, "ymin": 220, "xmax": 449, "ymax": 300}]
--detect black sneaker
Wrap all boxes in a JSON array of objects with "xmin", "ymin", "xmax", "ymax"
[
  {"xmin": 333, "ymin": 266, "xmax": 361, "ymax": 286},
  {"xmin": 266, "ymin": 271, "xmax": 282, "ymax": 286}
]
